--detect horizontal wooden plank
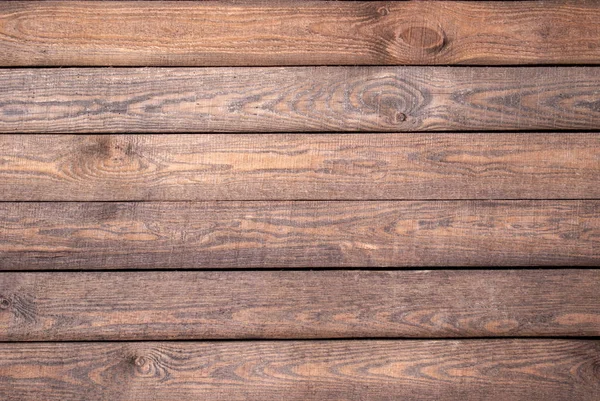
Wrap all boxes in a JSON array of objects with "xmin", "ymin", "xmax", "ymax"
[
  {"xmin": 1, "ymin": 201, "xmax": 598, "ymax": 269},
  {"xmin": 1, "ymin": 340, "xmax": 598, "ymax": 401},
  {"xmin": 1, "ymin": 67, "xmax": 600, "ymax": 133},
  {"xmin": 1, "ymin": 270, "xmax": 599, "ymax": 340},
  {"xmin": 1, "ymin": 1, "xmax": 600, "ymax": 66},
  {"xmin": 2, "ymin": 133, "xmax": 600, "ymax": 201}
]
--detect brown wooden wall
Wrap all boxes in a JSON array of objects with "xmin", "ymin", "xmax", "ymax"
[{"xmin": 0, "ymin": 1, "xmax": 599, "ymax": 400}]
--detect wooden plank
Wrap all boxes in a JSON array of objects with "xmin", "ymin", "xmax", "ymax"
[
  {"xmin": 1, "ymin": 270, "xmax": 599, "ymax": 341},
  {"xmin": 1, "ymin": 67, "xmax": 600, "ymax": 133},
  {"xmin": 1, "ymin": 1, "xmax": 600, "ymax": 66},
  {"xmin": 1, "ymin": 340, "xmax": 598, "ymax": 401},
  {"xmin": 2, "ymin": 133, "xmax": 600, "ymax": 201},
  {"xmin": 1, "ymin": 201, "xmax": 598, "ymax": 269}
]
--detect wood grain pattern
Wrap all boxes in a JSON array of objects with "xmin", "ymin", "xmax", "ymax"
[
  {"xmin": 2, "ymin": 133, "xmax": 600, "ymax": 201},
  {"xmin": 1, "ymin": 270, "xmax": 599, "ymax": 340},
  {"xmin": 1, "ymin": 201, "xmax": 598, "ymax": 269},
  {"xmin": 1, "ymin": 340, "xmax": 599, "ymax": 401},
  {"xmin": 1, "ymin": 1, "xmax": 600, "ymax": 66},
  {"xmin": 2, "ymin": 67, "xmax": 600, "ymax": 133}
]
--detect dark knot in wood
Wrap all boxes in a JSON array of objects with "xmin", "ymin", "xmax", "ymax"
[
  {"xmin": 0, "ymin": 296, "xmax": 11, "ymax": 310},
  {"xmin": 398, "ymin": 26, "xmax": 446, "ymax": 53},
  {"xmin": 394, "ymin": 112, "xmax": 407, "ymax": 123}
]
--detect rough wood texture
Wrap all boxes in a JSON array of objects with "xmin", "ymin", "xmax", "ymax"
[
  {"xmin": 1, "ymin": 1, "xmax": 600, "ymax": 66},
  {"xmin": 1, "ymin": 201, "xmax": 598, "ymax": 269},
  {"xmin": 1, "ymin": 270, "xmax": 599, "ymax": 341},
  {"xmin": 2, "ymin": 133, "xmax": 600, "ymax": 201},
  {"xmin": 1, "ymin": 340, "xmax": 599, "ymax": 401},
  {"xmin": 2, "ymin": 67, "xmax": 600, "ymax": 133}
]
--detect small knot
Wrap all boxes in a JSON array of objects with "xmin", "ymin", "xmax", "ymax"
[
  {"xmin": 132, "ymin": 355, "xmax": 155, "ymax": 376},
  {"xmin": 394, "ymin": 112, "xmax": 407, "ymax": 123},
  {"xmin": 377, "ymin": 6, "xmax": 389, "ymax": 16},
  {"xmin": 0, "ymin": 296, "xmax": 11, "ymax": 310},
  {"xmin": 134, "ymin": 356, "xmax": 147, "ymax": 367}
]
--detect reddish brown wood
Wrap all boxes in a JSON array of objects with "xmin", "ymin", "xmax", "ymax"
[
  {"xmin": 1, "ymin": 133, "xmax": 599, "ymax": 201},
  {"xmin": 1, "ymin": 201, "xmax": 599, "ymax": 269},
  {"xmin": 1, "ymin": 340, "xmax": 599, "ymax": 401},
  {"xmin": 1, "ymin": 270, "xmax": 599, "ymax": 340},
  {"xmin": 2, "ymin": 67, "xmax": 600, "ymax": 133},
  {"xmin": 1, "ymin": 1, "xmax": 600, "ymax": 66}
]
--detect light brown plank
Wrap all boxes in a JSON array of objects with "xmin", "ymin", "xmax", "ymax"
[
  {"xmin": 1, "ymin": 270, "xmax": 599, "ymax": 340},
  {"xmin": 1, "ymin": 1, "xmax": 600, "ymax": 66},
  {"xmin": 2, "ymin": 133, "xmax": 599, "ymax": 201},
  {"xmin": 1, "ymin": 201, "xmax": 598, "ymax": 269},
  {"xmin": 1, "ymin": 340, "xmax": 599, "ymax": 401},
  {"xmin": 1, "ymin": 67, "xmax": 600, "ymax": 133}
]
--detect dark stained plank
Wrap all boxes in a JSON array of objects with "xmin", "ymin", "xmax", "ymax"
[
  {"xmin": 1, "ymin": 201, "xmax": 598, "ymax": 269},
  {"xmin": 1, "ymin": 270, "xmax": 599, "ymax": 341},
  {"xmin": 2, "ymin": 133, "xmax": 600, "ymax": 201},
  {"xmin": 1, "ymin": 67, "xmax": 600, "ymax": 133},
  {"xmin": 1, "ymin": 1, "xmax": 600, "ymax": 66},
  {"xmin": 1, "ymin": 340, "xmax": 599, "ymax": 401}
]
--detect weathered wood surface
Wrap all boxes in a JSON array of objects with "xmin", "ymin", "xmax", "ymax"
[
  {"xmin": 1, "ymin": 270, "xmax": 599, "ymax": 341},
  {"xmin": 1, "ymin": 340, "xmax": 599, "ymax": 401},
  {"xmin": 2, "ymin": 67, "xmax": 600, "ymax": 133},
  {"xmin": 1, "ymin": 1, "xmax": 599, "ymax": 400},
  {"xmin": 2, "ymin": 133, "xmax": 600, "ymax": 201},
  {"xmin": 1, "ymin": 1, "xmax": 600, "ymax": 66},
  {"xmin": 1, "ymin": 201, "xmax": 598, "ymax": 269}
]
